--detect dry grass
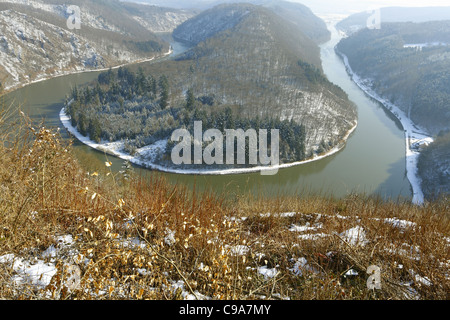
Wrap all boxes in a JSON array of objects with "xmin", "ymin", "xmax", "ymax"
[
  {"xmin": 0, "ymin": 106, "xmax": 448, "ymax": 300},
  {"xmin": 235, "ymin": 194, "xmax": 449, "ymax": 300}
]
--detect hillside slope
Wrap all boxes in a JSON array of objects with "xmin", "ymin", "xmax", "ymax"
[
  {"xmin": 0, "ymin": 0, "xmax": 194, "ymax": 91},
  {"xmin": 0, "ymin": 116, "xmax": 448, "ymax": 300},
  {"xmin": 336, "ymin": 21, "xmax": 450, "ymax": 200},
  {"xmin": 336, "ymin": 21, "xmax": 450, "ymax": 134},
  {"xmin": 418, "ymin": 132, "xmax": 450, "ymax": 199},
  {"xmin": 170, "ymin": 4, "xmax": 356, "ymax": 155},
  {"xmin": 257, "ymin": 0, "xmax": 330, "ymax": 44},
  {"xmin": 172, "ymin": 0, "xmax": 330, "ymax": 44},
  {"xmin": 120, "ymin": 1, "xmax": 198, "ymax": 33},
  {"xmin": 66, "ymin": 3, "xmax": 357, "ymax": 170}
]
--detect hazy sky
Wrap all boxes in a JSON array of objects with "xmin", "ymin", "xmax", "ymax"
[
  {"xmin": 127, "ymin": 0, "xmax": 450, "ymax": 18},
  {"xmin": 291, "ymin": 0, "xmax": 450, "ymax": 16}
]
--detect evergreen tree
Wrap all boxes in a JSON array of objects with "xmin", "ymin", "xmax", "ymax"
[
  {"xmin": 89, "ymin": 118, "xmax": 102, "ymax": 143},
  {"xmin": 71, "ymin": 85, "xmax": 79, "ymax": 100},
  {"xmin": 151, "ymin": 76, "xmax": 157, "ymax": 95},
  {"xmin": 84, "ymin": 87, "xmax": 92, "ymax": 104},
  {"xmin": 118, "ymin": 97, "xmax": 125, "ymax": 113},
  {"xmin": 78, "ymin": 113, "xmax": 88, "ymax": 137},
  {"xmin": 136, "ymin": 67, "xmax": 147, "ymax": 95},
  {"xmin": 186, "ymin": 88, "xmax": 195, "ymax": 111},
  {"xmin": 98, "ymin": 67, "xmax": 115, "ymax": 85},
  {"xmin": 159, "ymin": 75, "xmax": 169, "ymax": 109},
  {"xmin": 118, "ymin": 66, "xmax": 124, "ymax": 79}
]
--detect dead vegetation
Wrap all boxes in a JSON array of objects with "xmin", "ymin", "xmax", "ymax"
[{"xmin": 0, "ymin": 106, "xmax": 448, "ymax": 300}]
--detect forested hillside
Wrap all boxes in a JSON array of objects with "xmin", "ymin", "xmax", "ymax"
[
  {"xmin": 172, "ymin": 0, "xmax": 331, "ymax": 44},
  {"xmin": 0, "ymin": 0, "xmax": 194, "ymax": 91},
  {"xmin": 66, "ymin": 3, "xmax": 356, "ymax": 171},
  {"xmin": 336, "ymin": 21, "xmax": 450, "ymax": 200},
  {"xmin": 258, "ymin": 0, "xmax": 330, "ymax": 44},
  {"xmin": 418, "ymin": 132, "xmax": 450, "ymax": 200},
  {"xmin": 156, "ymin": 4, "xmax": 356, "ymax": 157},
  {"xmin": 67, "ymin": 66, "xmax": 307, "ymax": 168},
  {"xmin": 337, "ymin": 21, "xmax": 450, "ymax": 134}
]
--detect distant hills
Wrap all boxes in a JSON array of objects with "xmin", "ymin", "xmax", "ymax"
[
  {"xmin": 336, "ymin": 6, "xmax": 450, "ymax": 35},
  {"xmin": 133, "ymin": 0, "xmax": 331, "ymax": 43},
  {"xmin": 0, "ymin": 0, "xmax": 331, "ymax": 92},
  {"xmin": 250, "ymin": 0, "xmax": 331, "ymax": 44}
]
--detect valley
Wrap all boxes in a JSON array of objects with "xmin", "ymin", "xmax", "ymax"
[
  {"xmin": 336, "ymin": 19, "xmax": 450, "ymax": 201},
  {"xmin": 61, "ymin": 3, "xmax": 357, "ymax": 174},
  {"xmin": 0, "ymin": 0, "xmax": 448, "ymax": 302},
  {"xmin": 3, "ymin": 20, "xmax": 413, "ymax": 201}
]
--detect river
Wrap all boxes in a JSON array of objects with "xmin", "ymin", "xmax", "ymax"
[{"xmin": 3, "ymin": 27, "xmax": 413, "ymax": 201}]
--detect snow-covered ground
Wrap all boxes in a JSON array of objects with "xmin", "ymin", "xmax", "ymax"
[
  {"xmin": 403, "ymin": 42, "xmax": 449, "ymax": 49},
  {"xmin": 59, "ymin": 107, "xmax": 357, "ymax": 176},
  {"xmin": 0, "ymin": 233, "xmax": 209, "ymax": 299},
  {"xmin": 1, "ymin": 0, "xmax": 123, "ymax": 34},
  {"xmin": 0, "ymin": 211, "xmax": 432, "ymax": 299},
  {"xmin": 336, "ymin": 50, "xmax": 434, "ymax": 205}
]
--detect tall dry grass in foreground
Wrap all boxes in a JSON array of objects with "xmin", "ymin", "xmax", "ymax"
[{"xmin": 0, "ymin": 106, "xmax": 448, "ymax": 300}]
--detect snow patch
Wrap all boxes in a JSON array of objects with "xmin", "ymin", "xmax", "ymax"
[
  {"xmin": 339, "ymin": 226, "xmax": 368, "ymax": 246},
  {"xmin": 384, "ymin": 218, "xmax": 417, "ymax": 230},
  {"xmin": 288, "ymin": 223, "xmax": 323, "ymax": 233},
  {"xmin": 290, "ymin": 257, "xmax": 322, "ymax": 276},
  {"xmin": 257, "ymin": 265, "xmax": 278, "ymax": 279}
]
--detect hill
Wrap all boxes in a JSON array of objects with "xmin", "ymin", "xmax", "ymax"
[
  {"xmin": 0, "ymin": 0, "xmax": 194, "ymax": 91},
  {"xmin": 336, "ymin": 6, "xmax": 450, "ymax": 35},
  {"xmin": 256, "ymin": 0, "xmax": 330, "ymax": 44},
  {"xmin": 156, "ymin": 3, "xmax": 356, "ymax": 155},
  {"xmin": 171, "ymin": 0, "xmax": 330, "ymax": 44},
  {"xmin": 336, "ymin": 20, "xmax": 450, "ymax": 200},
  {"xmin": 124, "ymin": 0, "xmax": 331, "ymax": 43},
  {"xmin": 65, "ymin": 3, "xmax": 357, "ymax": 171}
]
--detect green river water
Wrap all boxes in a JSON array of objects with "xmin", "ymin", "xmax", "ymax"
[{"xmin": 3, "ymin": 27, "xmax": 412, "ymax": 201}]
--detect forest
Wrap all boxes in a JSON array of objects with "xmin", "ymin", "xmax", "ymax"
[
  {"xmin": 136, "ymin": 4, "xmax": 357, "ymax": 158},
  {"xmin": 336, "ymin": 20, "xmax": 450, "ymax": 200},
  {"xmin": 65, "ymin": 3, "xmax": 358, "ymax": 170},
  {"xmin": 336, "ymin": 21, "xmax": 450, "ymax": 134},
  {"xmin": 66, "ymin": 66, "xmax": 307, "ymax": 168},
  {"xmin": 417, "ymin": 131, "xmax": 450, "ymax": 199}
]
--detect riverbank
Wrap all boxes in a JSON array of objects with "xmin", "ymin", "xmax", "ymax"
[
  {"xmin": 59, "ymin": 107, "xmax": 357, "ymax": 176},
  {"xmin": 335, "ymin": 49, "xmax": 433, "ymax": 205},
  {"xmin": 2, "ymin": 48, "xmax": 173, "ymax": 94}
]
